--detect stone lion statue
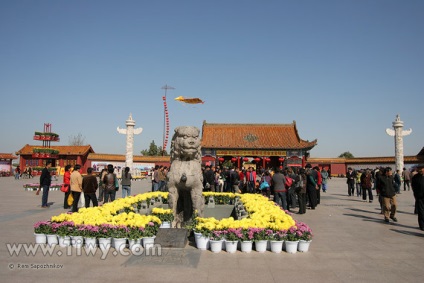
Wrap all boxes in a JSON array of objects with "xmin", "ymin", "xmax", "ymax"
[{"xmin": 167, "ymin": 126, "xmax": 204, "ymax": 227}]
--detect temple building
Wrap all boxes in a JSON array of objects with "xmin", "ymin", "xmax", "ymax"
[
  {"xmin": 0, "ymin": 153, "xmax": 18, "ymax": 176},
  {"xmin": 200, "ymin": 121, "xmax": 317, "ymax": 169}
]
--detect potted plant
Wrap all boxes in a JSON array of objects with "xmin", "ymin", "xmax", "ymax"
[
  {"xmin": 142, "ymin": 222, "xmax": 159, "ymax": 248},
  {"xmin": 209, "ymin": 230, "xmax": 225, "ymax": 253},
  {"xmin": 282, "ymin": 226, "xmax": 300, "ymax": 254},
  {"xmin": 240, "ymin": 228, "xmax": 255, "ymax": 253},
  {"xmin": 152, "ymin": 207, "xmax": 174, "ymax": 228},
  {"xmin": 270, "ymin": 230, "xmax": 286, "ymax": 253},
  {"xmin": 110, "ymin": 225, "xmax": 128, "ymax": 251},
  {"xmin": 251, "ymin": 227, "xmax": 274, "ymax": 252},
  {"xmin": 127, "ymin": 226, "xmax": 144, "ymax": 249},
  {"xmin": 33, "ymin": 221, "xmax": 52, "ymax": 244},
  {"xmin": 55, "ymin": 221, "xmax": 74, "ymax": 247},
  {"xmin": 223, "ymin": 228, "xmax": 243, "ymax": 253},
  {"xmin": 296, "ymin": 222, "xmax": 313, "ymax": 252}
]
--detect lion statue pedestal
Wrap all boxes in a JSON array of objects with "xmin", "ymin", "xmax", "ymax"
[{"xmin": 167, "ymin": 126, "xmax": 205, "ymax": 228}]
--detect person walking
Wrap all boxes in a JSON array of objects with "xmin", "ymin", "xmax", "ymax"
[
  {"xmin": 402, "ymin": 167, "xmax": 411, "ymax": 191},
  {"xmin": 296, "ymin": 169, "xmax": 307, "ymax": 214},
  {"xmin": 103, "ymin": 165, "xmax": 118, "ymax": 203},
  {"xmin": 98, "ymin": 168, "xmax": 107, "ymax": 202},
  {"xmin": 305, "ymin": 164, "xmax": 318, "ymax": 210},
  {"xmin": 412, "ymin": 165, "xmax": 424, "ymax": 230},
  {"xmin": 15, "ymin": 166, "xmax": 21, "ymax": 180},
  {"xmin": 38, "ymin": 162, "xmax": 52, "ymax": 208},
  {"xmin": 272, "ymin": 168, "xmax": 288, "ymax": 210},
  {"xmin": 394, "ymin": 170, "xmax": 402, "ymax": 194},
  {"xmin": 355, "ymin": 170, "xmax": 362, "ymax": 197},
  {"xmin": 346, "ymin": 167, "xmax": 356, "ymax": 196},
  {"xmin": 246, "ymin": 167, "xmax": 256, "ymax": 194},
  {"xmin": 360, "ymin": 169, "xmax": 374, "ymax": 203},
  {"xmin": 121, "ymin": 167, "xmax": 132, "ymax": 198},
  {"xmin": 70, "ymin": 164, "xmax": 83, "ymax": 213},
  {"xmin": 63, "ymin": 165, "xmax": 72, "ymax": 209},
  {"xmin": 321, "ymin": 168, "xmax": 329, "ymax": 193},
  {"xmin": 203, "ymin": 165, "xmax": 215, "ymax": 192},
  {"xmin": 82, "ymin": 167, "xmax": 98, "ymax": 207},
  {"xmin": 378, "ymin": 167, "xmax": 398, "ymax": 223}
]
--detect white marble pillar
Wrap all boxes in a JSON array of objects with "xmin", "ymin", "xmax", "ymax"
[
  {"xmin": 117, "ymin": 113, "xmax": 143, "ymax": 171},
  {"xmin": 385, "ymin": 115, "xmax": 412, "ymax": 172}
]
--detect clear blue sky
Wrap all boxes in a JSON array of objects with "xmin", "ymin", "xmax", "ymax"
[{"xmin": 1, "ymin": 0, "xmax": 423, "ymax": 158}]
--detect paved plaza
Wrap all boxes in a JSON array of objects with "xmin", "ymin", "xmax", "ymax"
[{"xmin": 0, "ymin": 176, "xmax": 423, "ymax": 283}]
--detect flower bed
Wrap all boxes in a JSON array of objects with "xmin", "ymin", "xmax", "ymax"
[
  {"xmin": 33, "ymin": 191, "xmax": 312, "ymax": 253},
  {"xmin": 24, "ymin": 183, "xmax": 61, "ymax": 191}
]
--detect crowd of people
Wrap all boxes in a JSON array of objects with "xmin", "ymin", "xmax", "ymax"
[
  {"xmin": 345, "ymin": 166, "xmax": 424, "ymax": 226},
  {"xmin": 33, "ymin": 161, "xmax": 424, "ymax": 231},
  {"xmin": 190, "ymin": 164, "xmax": 330, "ymax": 215}
]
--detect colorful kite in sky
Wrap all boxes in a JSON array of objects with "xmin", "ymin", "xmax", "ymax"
[{"xmin": 174, "ymin": 96, "xmax": 204, "ymax": 104}]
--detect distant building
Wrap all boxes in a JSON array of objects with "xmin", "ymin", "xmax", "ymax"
[
  {"xmin": 0, "ymin": 153, "xmax": 18, "ymax": 176},
  {"xmin": 309, "ymin": 147, "xmax": 424, "ymax": 176},
  {"xmin": 200, "ymin": 121, "xmax": 317, "ymax": 169}
]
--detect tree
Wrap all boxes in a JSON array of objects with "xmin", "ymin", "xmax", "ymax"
[
  {"xmin": 68, "ymin": 133, "xmax": 86, "ymax": 146},
  {"xmin": 338, "ymin": 151, "xmax": 354, "ymax": 158},
  {"xmin": 141, "ymin": 141, "xmax": 169, "ymax": 156}
]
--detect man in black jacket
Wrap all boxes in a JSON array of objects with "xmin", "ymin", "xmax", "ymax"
[
  {"xmin": 412, "ymin": 165, "xmax": 424, "ymax": 230},
  {"xmin": 379, "ymin": 167, "xmax": 398, "ymax": 223},
  {"xmin": 38, "ymin": 162, "xmax": 52, "ymax": 208},
  {"xmin": 203, "ymin": 166, "xmax": 215, "ymax": 192}
]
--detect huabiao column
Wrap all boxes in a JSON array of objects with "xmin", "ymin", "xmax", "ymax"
[
  {"xmin": 117, "ymin": 113, "xmax": 143, "ymax": 170},
  {"xmin": 385, "ymin": 114, "xmax": 412, "ymax": 172}
]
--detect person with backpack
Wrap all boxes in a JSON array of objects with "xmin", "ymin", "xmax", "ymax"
[{"xmin": 103, "ymin": 164, "xmax": 118, "ymax": 203}]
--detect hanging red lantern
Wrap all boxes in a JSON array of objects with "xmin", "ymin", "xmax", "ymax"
[
  {"xmin": 265, "ymin": 158, "xmax": 271, "ymax": 162},
  {"xmin": 218, "ymin": 157, "xmax": 224, "ymax": 162},
  {"xmin": 243, "ymin": 157, "xmax": 249, "ymax": 162},
  {"xmin": 231, "ymin": 157, "xmax": 237, "ymax": 162},
  {"xmin": 254, "ymin": 158, "xmax": 261, "ymax": 162},
  {"xmin": 278, "ymin": 157, "xmax": 285, "ymax": 162},
  {"xmin": 162, "ymin": 96, "xmax": 166, "ymax": 100}
]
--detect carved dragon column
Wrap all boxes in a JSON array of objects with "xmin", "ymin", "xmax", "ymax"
[
  {"xmin": 385, "ymin": 114, "xmax": 412, "ymax": 172},
  {"xmin": 117, "ymin": 113, "xmax": 143, "ymax": 171}
]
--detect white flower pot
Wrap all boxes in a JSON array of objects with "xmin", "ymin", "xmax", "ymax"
[
  {"xmin": 71, "ymin": 236, "xmax": 84, "ymax": 249},
  {"xmin": 98, "ymin": 237, "xmax": 111, "ymax": 252},
  {"xmin": 34, "ymin": 233, "xmax": 46, "ymax": 244},
  {"xmin": 285, "ymin": 240, "xmax": 299, "ymax": 254},
  {"xmin": 210, "ymin": 240, "xmax": 223, "ymax": 253},
  {"xmin": 142, "ymin": 236, "xmax": 156, "ymax": 248},
  {"xmin": 46, "ymin": 234, "xmax": 58, "ymax": 246},
  {"xmin": 85, "ymin": 237, "xmax": 97, "ymax": 250},
  {"xmin": 270, "ymin": 240, "xmax": 284, "ymax": 253},
  {"xmin": 225, "ymin": 240, "xmax": 238, "ymax": 253},
  {"xmin": 113, "ymin": 238, "xmax": 127, "ymax": 251},
  {"xmin": 128, "ymin": 238, "xmax": 142, "ymax": 249},
  {"xmin": 254, "ymin": 240, "xmax": 268, "ymax": 253},
  {"xmin": 240, "ymin": 241, "xmax": 253, "ymax": 253},
  {"xmin": 160, "ymin": 221, "xmax": 171, "ymax": 228},
  {"xmin": 298, "ymin": 240, "xmax": 311, "ymax": 252},
  {"xmin": 194, "ymin": 232, "xmax": 209, "ymax": 250},
  {"xmin": 58, "ymin": 236, "xmax": 71, "ymax": 247}
]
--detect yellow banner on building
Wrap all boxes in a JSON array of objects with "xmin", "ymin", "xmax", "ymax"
[{"xmin": 216, "ymin": 150, "xmax": 287, "ymax": 156}]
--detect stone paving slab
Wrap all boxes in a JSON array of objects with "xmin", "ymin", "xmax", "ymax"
[{"xmin": 0, "ymin": 176, "xmax": 423, "ymax": 283}]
